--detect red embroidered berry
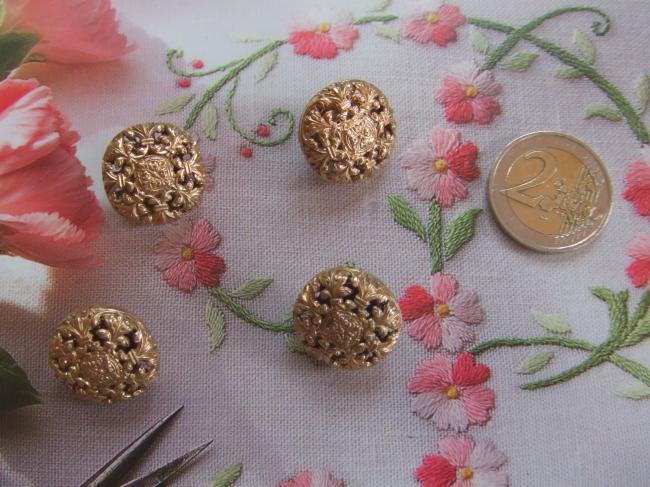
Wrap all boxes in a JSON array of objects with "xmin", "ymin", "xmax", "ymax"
[
  {"xmin": 191, "ymin": 59, "xmax": 204, "ymax": 69},
  {"xmin": 240, "ymin": 146, "xmax": 253, "ymax": 158},
  {"xmin": 256, "ymin": 124, "xmax": 270, "ymax": 137},
  {"xmin": 177, "ymin": 78, "xmax": 191, "ymax": 88}
]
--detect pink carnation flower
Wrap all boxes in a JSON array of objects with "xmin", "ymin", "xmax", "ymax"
[
  {"xmin": 402, "ymin": 4, "xmax": 465, "ymax": 46},
  {"xmin": 280, "ymin": 471, "xmax": 345, "ymax": 487},
  {"xmin": 154, "ymin": 218, "xmax": 226, "ymax": 293},
  {"xmin": 623, "ymin": 147, "xmax": 650, "ymax": 221},
  {"xmin": 416, "ymin": 436, "xmax": 509, "ymax": 487},
  {"xmin": 288, "ymin": 10, "xmax": 359, "ymax": 59},
  {"xmin": 436, "ymin": 62, "xmax": 502, "ymax": 125},
  {"xmin": 0, "ymin": 78, "xmax": 103, "ymax": 267},
  {"xmin": 408, "ymin": 352, "xmax": 495, "ymax": 431},
  {"xmin": 3, "ymin": 0, "xmax": 134, "ymax": 64},
  {"xmin": 626, "ymin": 233, "xmax": 650, "ymax": 289},
  {"xmin": 400, "ymin": 126, "xmax": 480, "ymax": 207}
]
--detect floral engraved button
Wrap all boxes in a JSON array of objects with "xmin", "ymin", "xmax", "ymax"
[
  {"xmin": 102, "ymin": 122, "xmax": 207, "ymax": 224},
  {"xmin": 299, "ymin": 80, "xmax": 396, "ymax": 183},
  {"xmin": 293, "ymin": 266, "xmax": 403, "ymax": 368},
  {"xmin": 48, "ymin": 307, "xmax": 159, "ymax": 403}
]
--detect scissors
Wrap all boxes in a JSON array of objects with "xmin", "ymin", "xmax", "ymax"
[{"xmin": 80, "ymin": 406, "xmax": 211, "ymax": 487}]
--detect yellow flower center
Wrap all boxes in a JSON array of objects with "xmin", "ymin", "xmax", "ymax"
[
  {"xmin": 460, "ymin": 467, "xmax": 474, "ymax": 480},
  {"xmin": 465, "ymin": 85, "xmax": 479, "ymax": 98},
  {"xmin": 446, "ymin": 385, "xmax": 461, "ymax": 399},
  {"xmin": 436, "ymin": 303, "xmax": 450, "ymax": 316},
  {"xmin": 180, "ymin": 247, "xmax": 194, "ymax": 261},
  {"xmin": 434, "ymin": 159, "xmax": 448, "ymax": 172},
  {"xmin": 318, "ymin": 22, "xmax": 331, "ymax": 33},
  {"xmin": 426, "ymin": 12, "xmax": 440, "ymax": 23}
]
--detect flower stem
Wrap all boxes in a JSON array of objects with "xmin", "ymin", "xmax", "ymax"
[
  {"xmin": 471, "ymin": 336, "xmax": 596, "ymax": 355},
  {"xmin": 428, "ymin": 201, "xmax": 443, "ymax": 274},
  {"xmin": 520, "ymin": 351, "xmax": 608, "ymax": 390},
  {"xmin": 353, "ymin": 14, "xmax": 399, "ymax": 25},
  {"xmin": 609, "ymin": 353, "xmax": 650, "ymax": 387},
  {"xmin": 209, "ymin": 287, "xmax": 294, "ymax": 333},
  {"xmin": 166, "ymin": 49, "xmax": 244, "ymax": 78}
]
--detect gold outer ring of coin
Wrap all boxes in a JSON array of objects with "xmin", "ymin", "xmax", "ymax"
[
  {"xmin": 48, "ymin": 306, "xmax": 159, "ymax": 403},
  {"xmin": 292, "ymin": 266, "xmax": 403, "ymax": 369},
  {"xmin": 102, "ymin": 122, "xmax": 207, "ymax": 224},
  {"xmin": 299, "ymin": 79, "xmax": 396, "ymax": 183},
  {"xmin": 488, "ymin": 131, "xmax": 612, "ymax": 253}
]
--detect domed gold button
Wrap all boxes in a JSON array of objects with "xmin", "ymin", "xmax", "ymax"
[
  {"xmin": 102, "ymin": 122, "xmax": 207, "ymax": 224},
  {"xmin": 299, "ymin": 80, "xmax": 396, "ymax": 183},
  {"xmin": 48, "ymin": 307, "xmax": 159, "ymax": 403},
  {"xmin": 293, "ymin": 266, "xmax": 403, "ymax": 368}
]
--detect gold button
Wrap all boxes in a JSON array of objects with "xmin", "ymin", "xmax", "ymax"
[
  {"xmin": 299, "ymin": 80, "xmax": 396, "ymax": 183},
  {"xmin": 102, "ymin": 122, "xmax": 207, "ymax": 224},
  {"xmin": 293, "ymin": 266, "xmax": 403, "ymax": 368},
  {"xmin": 48, "ymin": 307, "xmax": 159, "ymax": 403}
]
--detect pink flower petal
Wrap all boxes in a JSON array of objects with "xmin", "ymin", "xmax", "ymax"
[
  {"xmin": 408, "ymin": 313, "xmax": 443, "ymax": 349},
  {"xmin": 471, "ymin": 469, "xmax": 509, "ymax": 487},
  {"xmin": 400, "ymin": 284, "xmax": 435, "ymax": 320},
  {"xmin": 194, "ymin": 251, "xmax": 226, "ymax": 288},
  {"xmin": 431, "ymin": 126, "xmax": 461, "ymax": 160},
  {"xmin": 190, "ymin": 218, "xmax": 221, "ymax": 252},
  {"xmin": 289, "ymin": 31, "xmax": 339, "ymax": 59},
  {"xmin": 429, "ymin": 23, "xmax": 457, "ymax": 47},
  {"xmin": 450, "ymin": 292, "xmax": 485, "ymax": 324},
  {"xmin": 470, "ymin": 440, "xmax": 507, "ymax": 471},
  {"xmin": 452, "ymin": 353, "xmax": 491, "ymax": 387},
  {"xmin": 432, "ymin": 170, "xmax": 468, "ymax": 207},
  {"xmin": 438, "ymin": 436, "xmax": 474, "ymax": 467},
  {"xmin": 415, "ymin": 454, "xmax": 457, "ymax": 487},
  {"xmin": 431, "ymin": 273, "xmax": 458, "ymax": 303},
  {"xmin": 472, "ymin": 70, "xmax": 502, "ymax": 96},
  {"xmin": 628, "ymin": 233, "xmax": 650, "ymax": 261},
  {"xmin": 163, "ymin": 260, "xmax": 197, "ymax": 293},
  {"xmin": 433, "ymin": 396, "xmax": 469, "ymax": 431},
  {"xmin": 441, "ymin": 316, "xmax": 475, "ymax": 352},
  {"xmin": 459, "ymin": 385, "xmax": 495, "ymax": 425},
  {"xmin": 471, "ymin": 95, "xmax": 501, "ymax": 125},
  {"xmin": 447, "ymin": 142, "xmax": 479, "ymax": 181},
  {"xmin": 329, "ymin": 25, "xmax": 359, "ymax": 50},
  {"xmin": 411, "ymin": 391, "xmax": 452, "ymax": 421},
  {"xmin": 438, "ymin": 4, "xmax": 465, "ymax": 28},
  {"xmin": 408, "ymin": 354, "xmax": 453, "ymax": 393}
]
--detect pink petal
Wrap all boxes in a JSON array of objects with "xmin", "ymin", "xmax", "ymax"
[
  {"xmin": 432, "ymin": 396, "xmax": 470, "ymax": 431},
  {"xmin": 402, "ymin": 20, "xmax": 435, "ymax": 44},
  {"xmin": 436, "ymin": 77, "xmax": 468, "ymax": 104},
  {"xmin": 469, "ymin": 440, "xmax": 507, "ymax": 471},
  {"xmin": 438, "ymin": 4, "xmax": 466, "ymax": 28},
  {"xmin": 441, "ymin": 317, "xmax": 475, "ymax": 352},
  {"xmin": 411, "ymin": 391, "xmax": 450, "ymax": 421},
  {"xmin": 400, "ymin": 284, "xmax": 435, "ymax": 320},
  {"xmin": 415, "ymin": 454, "xmax": 457, "ymax": 487},
  {"xmin": 450, "ymin": 292, "xmax": 485, "ymax": 324},
  {"xmin": 471, "ymin": 470, "xmax": 508, "ymax": 487},
  {"xmin": 190, "ymin": 218, "xmax": 221, "ymax": 252},
  {"xmin": 289, "ymin": 31, "xmax": 338, "ymax": 59},
  {"xmin": 194, "ymin": 251, "xmax": 226, "ymax": 288},
  {"xmin": 163, "ymin": 261, "xmax": 197, "ymax": 293},
  {"xmin": 471, "ymin": 95, "xmax": 501, "ymax": 125},
  {"xmin": 429, "ymin": 23, "xmax": 457, "ymax": 47},
  {"xmin": 329, "ymin": 25, "xmax": 359, "ymax": 50},
  {"xmin": 438, "ymin": 436, "xmax": 475, "ymax": 467},
  {"xmin": 452, "ymin": 353, "xmax": 491, "ymax": 387},
  {"xmin": 408, "ymin": 313, "xmax": 443, "ymax": 349},
  {"xmin": 432, "ymin": 170, "xmax": 468, "ymax": 207},
  {"xmin": 472, "ymin": 70, "xmax": 502, "ymax": 96},
  {"xmin": 431, "ymin": 272, "xmax": 458, "ymax": 302},
  {"xmin": 443, "ymin": 99, "xmax": 475, "ymax": 124},
  {"xmin": 431, "ymin": 126, "xmax": 461, "ymax": 160},
  {"xmin": 450, "ymin": 61, "xmax": 482, "ymax": 86},
  {"xmin": 460, "ymin": 385, "xmax": 495, "ymax": 425},
  {"xmin": 408, "ymin": 355, "xmax": 453, "ymax": 393},
  {"xmin": 628, "ymin": 233, "xmax": 650, "ymax": 261}
]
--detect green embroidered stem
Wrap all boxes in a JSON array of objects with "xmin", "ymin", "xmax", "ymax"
[
  {"xmin": 471, "ymin": 336, "xmax": 596, "ymax": 355},
  {"xmin": 609, "ymin": 353, "xmax": 650, "ymax": 387},
  {"xmin": 166, "ymin": 49, "xmax": 244, "ymax": 78},
  {"xmin": 520, "ymin": 350, "xmax": 609, "ymax": 390},
  {"xmin": 184, "ymin": 40, "xmax": 287, "ymax": 130},
  {"xmin": 225, "ymin": 75, "xmax": 295, "ymax": 146},
  {"xmin": 209, "ymin": 287, "xmax": 294, "ymax": 333},
  {"xmin": 427, "ymin": 200, "xmax": 443, "ymax": 274},
  {"xmin": 353, "ymin": 14, "xmax": 399, "ymax": 25}
]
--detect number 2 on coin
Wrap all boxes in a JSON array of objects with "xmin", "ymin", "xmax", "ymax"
[{"xmin": 502, "ymin": 150, "xmax": 558, "ymax": 209}]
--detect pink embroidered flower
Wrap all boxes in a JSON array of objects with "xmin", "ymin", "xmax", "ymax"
[
  {"xmin": 402, "ymin": 4, "xmax": 465, "ymax": 46},
  {"xmin": 623, "ymin": 147, "xmax": 650, "ymax": 221},
  {"xmin": 436, "ymin": 62, "xmax": 502, "ymax": 125},
  {"xmin": 416, "ymin": 436, "xmax": 508, "ymax": 487},
  {"xmin": 154, "ymin": 218, "xmax": 226, "ymax": 293},
  {"xmin": 288, "ymin": 10, "xmax": 359, "ymax": 59},
  {"xmin": 401, "ymin": 126, "xmax": 480, "ymax": 206},
  {"xmin": 0, "ymin": 78, "xmax": 103, "ymax": 267},
  {"xmin": 400, "ymin": 273, "xmax": 484, "ymax": 351},
  {"xmin": 3, "ymin": 0, "xmax": 135, "ymax": 64},
  {"xmin": 280, "ymin": 471, "xmax": 345, "ymax": 487},
  {"xmin": 626, "ymin": 233, "xmax": 650, "ymax": 289},
  {"xmin": 408, "ymin": 352, "xmax": 495, "ymax": 431}
]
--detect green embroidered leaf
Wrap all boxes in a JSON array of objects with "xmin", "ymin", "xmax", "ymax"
[
  {"xmin": 206, "ymin": 301, "xmax": 226, "ymax": 352},
  {"xmin": 516, "ymin": 351, "xmax": 555, "ymax": 375},
  {"xmin": 532, "ymin": 310, "xmax": 572, "ymax": 334},
  {"xmin": 585, "ymin": 103, "xmax": 623, "ymax": 121},
  {"xmin": 285, "ymin": 334, "xmax": 306, "ymax": 354},
  {"xmin": 634, "ymin": 73, "xmax": 650, "ymax": 114},
  {"xmin": 573, "ymin": 28, "xmax": 596, "ymax": 64},
  {"xmin": 443, "ymin": 208, "xmax": 482, "ymax": 261},
  {"xmin": 591, "ymin": 288, "xmax": 628, "ymax": 336},
  {"xmin": 555, "ymin": 67, "xmax": 584, "ymax": 79},
  {"xmin": 500, "ymin": 52, "xmax": 539, "ymax": 72},
  {"xmin": 368, "ymin": 0, "xmax": 392, "ymax": 12},
  {"xmin": 622, "ymin": 294, "xmax": 650, "ymax": 346},
  {"xmin": 615, "ymin": 383, "xmax": 650, "ymax": 400},
  {"xmin": 201, "ymin": 104, "xmax": 219, "ymax": 140},
  {"xmin": 254, "ymin": 51, "xmax": 278, "ymax": 82},
  {"xmin": 469, "ymin": 26, "xmax": 489, "ymax": 55},
  {"xmin": 387, "ymin": 194, "xmax": 427, "ymax": 241},
  {"xmin": 0, "ymin": 346, "xmax": 41, "ymax": 411},
  {"xmin": 0, "ymin": 32, "xmax": 40, "ymax": 80},
  {"xmin": 155, "ymin": 93, "xmax": 195, "ymax": 115},
  {"xmin": 235, "ymin": 36, "xmax": 266, "ymax": 43},
  {"xmin": 210, "ymin": 463, "xmax": 243, "ymax": 487},
  {"xmin": 375, "ymin": 23, "xmax": 400, "ymax": 43},
  {"xmin": 230, "ymin": 278, "xmax": 274, "ymax": 300}
]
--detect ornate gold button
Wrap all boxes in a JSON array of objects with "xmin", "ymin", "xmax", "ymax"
[
  {"xmin": 48, "ymin": 307, "xmax": 159, "ymax": 403},
  {"xmin": 299, "ymin": 80, "xmax": 396, "ymax": 183},
  {"xmin": 293, "ymin": 266, "xmax": 403, "ymax": 368},
  {"xmin": 102, "ymin": 122, "xmax": 207, "ymax": 224}
]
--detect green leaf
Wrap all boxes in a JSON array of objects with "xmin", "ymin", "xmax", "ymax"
[
  {"xmin": 206, "ymin": 301, "xmax": 226, "ymax": 352},
  {"xmin": 591, "ymin": 288, "xmax": 628, "ymax": 336},
  {"xmin": 622, "ymin": 295, "xmax": 650, "ymax": 347},
  {"xmin": 0, "ymin": 346, "xmax": 41, "ymax": 411},
  {"xmin": 634, "ymin": 73, "xmax": 650, "ymax": 115},
  {"xmin": 155, "ymin": 93, "xmax": 195, "ymax": 115},
  {"xmin": 469, "ymin": 26, "xmax": 489, "ymax": 55},
  {"xmin": 200, "ymin": 103, "xmax": 219, "ymax": 140},
  {"xmin": 516, "ymin": 351, "xmax": 555, "ymax": 374},
  {"xmin": 387, "ymin": 194, "xmax": 427, "ymax": 241},
  {"xmin": 210, "ymin": 463, "xmax": 243, "ymax": 487},
  {"xmin": 443, "ymin": 208, "xmax": 482, "ymax": 261},
  {"xmin": 368, "ymin": 0, "xmax": 392, "ymax": 12},
  {"xmin": 615, "ymin": 383, "xmax": 650, "ymax": 400},
  {"xmin": 573, "ymin": 28, "xmax": 596, "ymax": 64},
  {"xmin": 230, "ymin": 278, "xmax": 274, "ymax": 300},
  {"xmin": 555, "ymin": 67, "xmax": 584, "ymax": 79},
  {"xmin": 0, "ymin": 31, "xmax": 39, "ymax": 80},
  {"xmin": 285, "ymin": 334, "xmax": 306, "ymax": 354},
  {"xmin": 375, "ymin": 23, "xmax": 400, "ymax": 43},
  {"xmin": 585, "ymin": 103, "xmax": 623, "ymax": 121},
  {"xmin": 532, "ymin": 310, "xmax": 572, "ymax": 334},
  {"xmin": 254, "ymin": 51, "xmax": 278, "ymax": 82},
  {"xmin": 500, "ymin": 52, "xmax": 539, "ymax": 72}
]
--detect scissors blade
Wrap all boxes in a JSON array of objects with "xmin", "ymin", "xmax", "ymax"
[
  {"xmin": 119, "ymin": 440, "xmax": 213, "ymax": 487},
  {"xmin": 80, "ymin": 406, "xmax": 184, "ymax": 487}
]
